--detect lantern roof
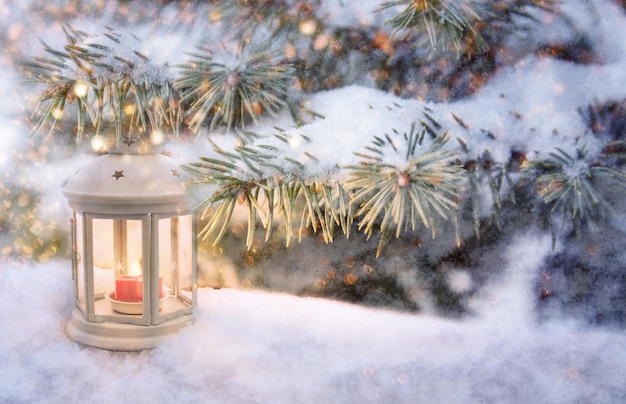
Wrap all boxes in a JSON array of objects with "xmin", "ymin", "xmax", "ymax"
[{"xmin": 63, "ymin": 151, "xmax": 189, "ymax": 214}]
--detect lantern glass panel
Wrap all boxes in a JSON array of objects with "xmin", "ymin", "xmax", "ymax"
[
  {"xmin": 156, "ymin": 214, "xmax": 194, "ymax": 317},
  {"xmin": 177, "ymin": 214, "xmax": 194, "ymax": 303},
  {"xmin": 91, "ymin": 217, "xmax": 147, "ymax": 319}
]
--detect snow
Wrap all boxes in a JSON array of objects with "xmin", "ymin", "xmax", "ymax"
[
  {"xmin": 1, "ymin": 233, "xmax": 624, "ymax": 403},
  {"xmin": 1, "ymin": 0, "xmax": 626, "ymax": 402}
]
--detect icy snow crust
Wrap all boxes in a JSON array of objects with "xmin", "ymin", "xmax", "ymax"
[{"xmin": 2, "ymin": 0, "xmax": 626, "ymax": 402}]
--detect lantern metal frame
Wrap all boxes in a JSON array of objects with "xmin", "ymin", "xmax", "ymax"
[{"xmin": 63, "ymin": 145, "xmax": 197, "ymax": 351}]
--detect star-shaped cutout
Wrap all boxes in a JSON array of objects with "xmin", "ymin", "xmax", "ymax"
[
  {"xmin": 112, "ymin": 170, "xmax": 125, "ymax": 180},
  {"xmin": 123, "ymin": 137, "xmax": 135, "ymax": 147},
  {"xmin": 171, "ymin": 169, "xmax": 181, "ymax": 178},
  {"xmin": 114, "ymin": 261, "xmax": 126, "ymax": 275}
]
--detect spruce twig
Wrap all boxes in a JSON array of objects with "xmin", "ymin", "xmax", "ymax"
[
  {"xmin": 527, "ymin": 148, "xmax": 626, "ymax": 234},
  {"xmin": 175, "ymin": 42, "xmax": 295, "ymax": 133},
  {"xmin": 24, "ymin": 25, "xmax": 179, "ymax": 145},
  {"xmin": 184, "ymin": 131, "xmax": 334, "ymax": 249},
  {"xmin": 346, "ymin": 120, "xmax": 464, "ymax": 256},
  {"xmin": 378, "ymin": 0, "xmax": 481, "ymax": 52}
]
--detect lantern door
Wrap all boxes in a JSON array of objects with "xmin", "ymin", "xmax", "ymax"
[
  {"xmin": 84, "ymin": 213, "xmax": 151, "ymax": 326},
  {"xmin": 152, "ymin": 213, "xmax": 196, "ymax": 324}
]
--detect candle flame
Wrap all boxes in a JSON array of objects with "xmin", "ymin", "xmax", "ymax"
[{"xmin": 129, "ymin": 259, "xmax": 142, "ymax": 276}]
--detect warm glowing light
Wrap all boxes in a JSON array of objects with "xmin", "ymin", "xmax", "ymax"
[
  {"xmin": 344, "ymin": 272, "xmax": 358, "ymax": 285},
  {"xmin": 17, "ymin": 194, "xmax": 29, "ymax": 207},
  {"xmin": 8, "ymin": 24, "xmax": 23, "ymax": 41},
  {"xmin": 231, "ymin": 223, "xmax": 245, "ymax": 235},
  {"xmin": 123, "ymin": 104, "xmax": 136, "ymax": 116},
  {"xmin": 51, "ymin": 108, "xmax": 64, "ymax": 120},
  {"xmin": 210, "ymin": 246, "xmax": 223, "ymax": 257},
  {"xmin": 73, "ymin": 81, "xmax": 89, "ymax": 98},
  {"xmin": 299, "ymin": 19, "xmax": 317, "ymax": 36},
  {"xmin": 373, "ymin": 31, "xmax": 394, "ymax": 55},
  {"xmin": 129, "ymin": 259, "xmax": 142, "ymax": 276},
  {"xmin": 91, "ymin": 136, "xmax": 105, "ymax": 152},
  {"xmin": 208, "ymin": 10, "xmax": 222, "ymax": 22},
  {"xmin": 288, "ymin": 135, "xmax": 302, "ymax": 149},
  {"xmin": 313, "ymin": 34, "xmax": 329, "ymax": 50},
  {"xmin": 151, "ymin": 131, "xmax": 164, "ymax": 145},
  {"xmin": 284, "ymin": 44, "xmax": 297, "ymax": 59}
]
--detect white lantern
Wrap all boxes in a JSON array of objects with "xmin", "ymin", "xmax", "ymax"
[{"xmin": 62, "ymin": 143, "xmax": 197, "ymax": 350}]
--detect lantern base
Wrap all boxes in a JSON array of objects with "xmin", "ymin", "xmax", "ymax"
[{"xmin": 66, "ymin": 307, "xmax": 195, "ymax": 351}]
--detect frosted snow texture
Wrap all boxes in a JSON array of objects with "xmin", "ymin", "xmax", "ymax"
[{"xmin": 0, "ymin": 233, "xmax": 624, "ymax": 402}]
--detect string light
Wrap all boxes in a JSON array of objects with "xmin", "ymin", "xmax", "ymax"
[
  {"xmin": 298, "ymin": 19, "xmax": 317, "ymax": 36},
  {"xmin": 73, "ymin": 81, "xmax": 89, "ymax": 98},
  {"xmin": 91, "ymin": 136, "xmax": 105, "ymax": 153},
  {"xmin": 151, "ymin": 131, "xmax": 164, "ymax": 145}
]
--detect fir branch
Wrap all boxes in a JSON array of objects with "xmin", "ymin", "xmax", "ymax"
[
  {"xmin": 527, "ymin": 148, "xmax": 626, "ymax": 234},
  {"xmin": 23, "ymin": 25, "xmax": 179, "ymax": 145},
  {"xmin": 461, "ymin": 151, "xmax": 517, "ymax": 238},
  {"xmin": 346, "ymin": 121, "xmax": 464, "ymax": 256},
  {"xmin": 215, "ymin": 0, "xmax": 322, "ymax": 42},
  {"xmin": 378, "ymin": 0, "xmax": 481, "ymax": 52},
  {"xmin": 175, "ymin": 42, "xmax": 295, "ymax": 133},
  {"xmin": 183, "ymin": 132, "xmax": 333, "ymax": 249}
]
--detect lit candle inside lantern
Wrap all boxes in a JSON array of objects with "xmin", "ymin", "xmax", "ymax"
[
  {"xmin": 114, "ymin": 259, "xmax": 163, "ymax": 302},
  {"xmin": 115, "ymin": 259, "xmax": 141, "ymax": 302}
]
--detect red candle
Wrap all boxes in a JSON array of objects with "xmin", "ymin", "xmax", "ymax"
[
  {"xmin": 114, "ymin": 276, "xmax": 163, "ymax": 302},
  {"xmin": 115, "ymin": 276, "xmax": 142, "ymax": 302}
]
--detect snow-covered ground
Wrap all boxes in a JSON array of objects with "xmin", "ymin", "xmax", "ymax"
[
  {"xmin": 1, "ymin": 0, "xmax": 626, "ymax": 402},
  {"xmin": 1, "ymin": 232, "xmax": 624, "ymax": 403}
]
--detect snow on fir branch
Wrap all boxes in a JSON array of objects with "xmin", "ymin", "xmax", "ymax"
[
  {"xmin": 22, "ymin": 0, "xmax": 563, "ymax": 147},
  {"xmin": 174, "ymin": 40, "xmax": 296, "ymax": 133},
  {"xmin": 182, "ymin": 84, "xmax": 626, "ymax": 254},
  {"xmin": 345, "ymin": 125, "xmax": 464, "ymax": 255},
  {"xmin": 23, "ymin": 25, "xmax": 300, "ymax": 145},
  {"xmin": 378, "ymin": 0, "xmax": 481, "ymax": 52},
  {"xmin": 526, "ymin": 147, "xmax": 626, "ymax": 234},
  {"xmin": 19, "ymin": 1, "xmax": 626, "ymax": 258},
  {"xmin": 24, "ymin": 25, "xmax": 178, "ymax": 144},
  {"xmin": 183, "ymin": 109, "xmax": 464, "ymax": 256}
]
